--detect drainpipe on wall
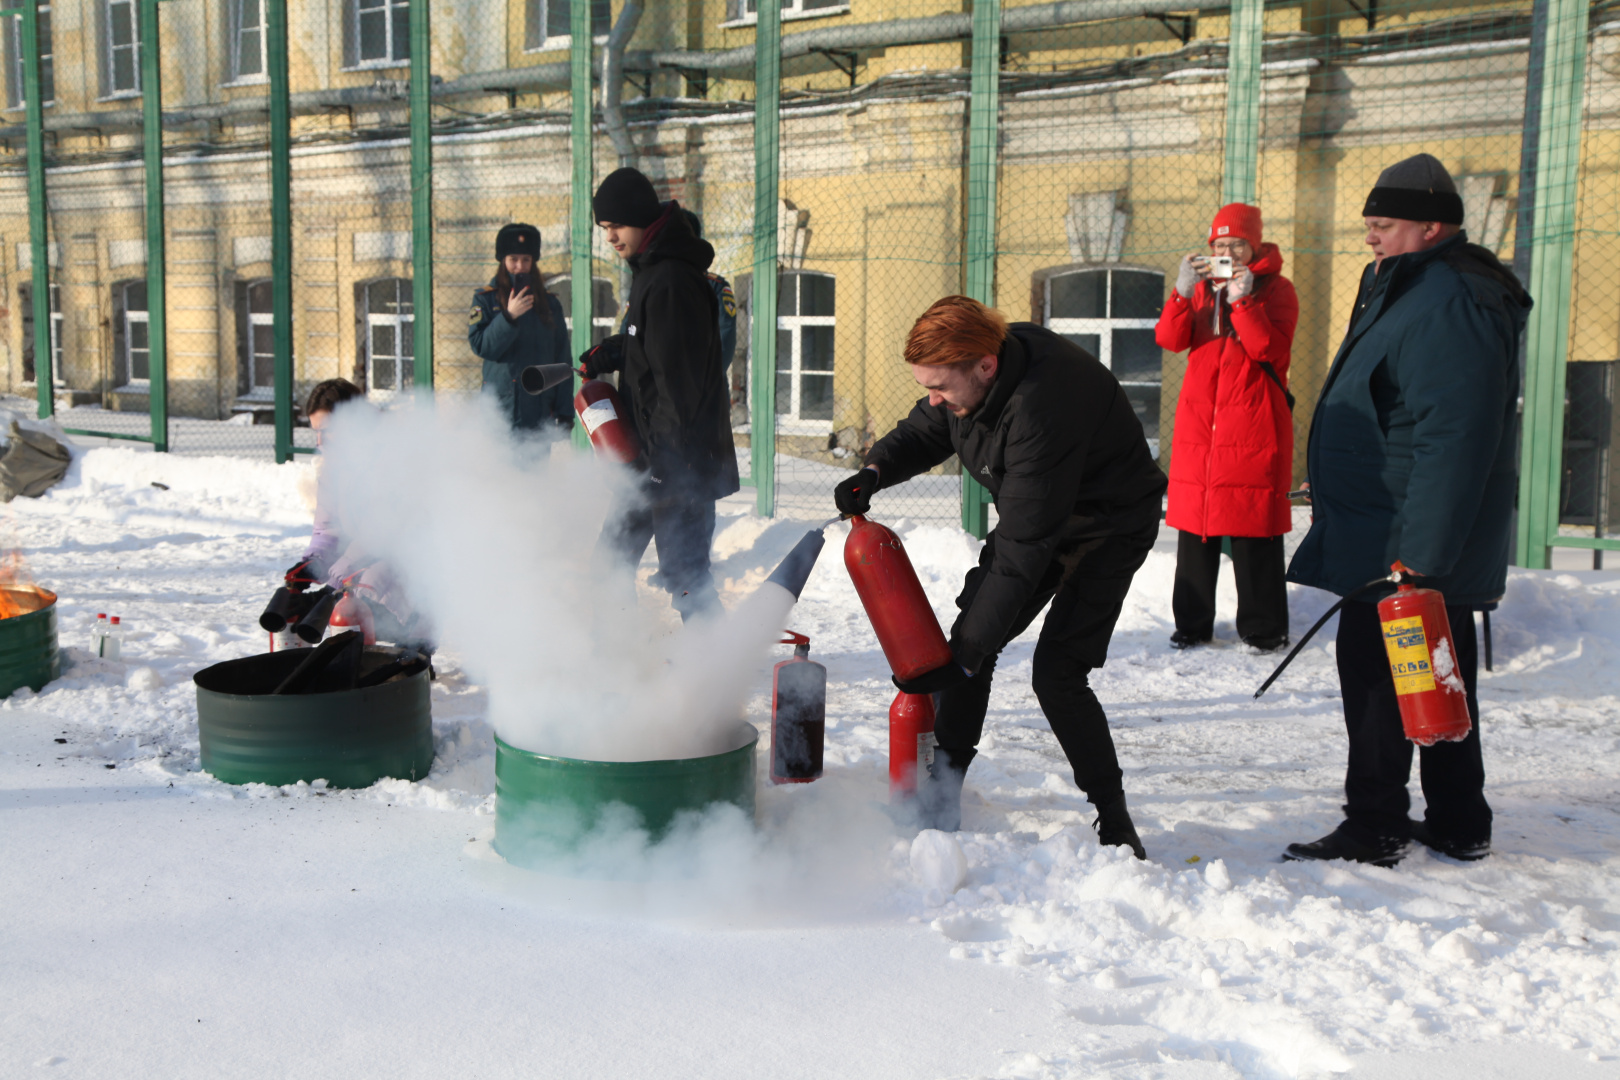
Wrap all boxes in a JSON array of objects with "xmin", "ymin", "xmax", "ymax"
[{"xmin": 603, "ymin": 0, "xmax": 644, "ymax": 169}]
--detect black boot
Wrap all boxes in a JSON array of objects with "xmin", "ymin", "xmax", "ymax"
[
  {"xmin": 1092, "ymin": 792, "xmax": 1146, "ymax": 860},
  {"xmin": 919, "ymin": 746, "xmax": 975, "ymax": 832},
  {"xmin": 1410, "ymin": 820, "xmax": 1490, "ymax": 862},
  {"xmin": 1284, "ymin": 823, "xmax": 1407, "ymax": 868}
]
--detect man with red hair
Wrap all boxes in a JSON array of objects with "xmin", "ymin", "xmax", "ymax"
[{"xmin": 834, "ymin": 296, "xmax": 1167, "ymax": 856}]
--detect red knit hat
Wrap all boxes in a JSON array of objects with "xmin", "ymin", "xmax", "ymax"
[{"xmin": 1208, "ymin": 203, "xmax": 1263, "ymax": 248}]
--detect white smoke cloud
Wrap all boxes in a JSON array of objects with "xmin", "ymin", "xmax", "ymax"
[{"xmin": 318, "ymin": 392, "xmax": 798, "ymax": 763}]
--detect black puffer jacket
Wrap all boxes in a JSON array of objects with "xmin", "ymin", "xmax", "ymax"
[
  {"xmin": 594, "ymin": 204, "xmax": 739, "ymax": 500},
  {"xmin": 864, "ymin": 323, "xmax": 1167, "ymax": 671}
]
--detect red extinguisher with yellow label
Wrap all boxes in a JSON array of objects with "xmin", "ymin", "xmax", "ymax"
[
  {"xmin": 1256, "ymin": 562, "xmax": 1473, "ymax": 746},
  {"xmin": 1376, "ymin": 573, "xmax": 1473, "ymax": 745}
]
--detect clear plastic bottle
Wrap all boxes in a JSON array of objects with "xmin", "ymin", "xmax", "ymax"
[
  {"xmin": 92, "ymin": 613, "xmax": 108, "ymax": 655},
  {"xmin": 103, "ymin": 616, "xmax": 124, "ymax": 661}
]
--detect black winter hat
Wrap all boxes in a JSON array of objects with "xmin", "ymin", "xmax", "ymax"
[
  {"xmin": 1362, "ymin": 153, "xmax": 1465, "ymax": 225},
  {"xmin": 682, "ymin": 209, "xmax": 703, "ymax": 238},
  {"xmin": 496, "ymin": 223, "xmax": 541, "ymax": 260},
  {"xmin": 593, "ymin": 167, "xmax": 662, "ymax": 229}
]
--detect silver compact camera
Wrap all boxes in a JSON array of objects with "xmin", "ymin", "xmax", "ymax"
[{"xmin": 1206, "ymin": 255, "xmax": 1235, "ymax": 280}]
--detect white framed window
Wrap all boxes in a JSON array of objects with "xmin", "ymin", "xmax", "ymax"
[
  {"xmin": 18, "ymin": 281, "xmax": 63, "ymax": 387},
  {"xmin": 726, "ymin": 0, "xmax": 850, "ymax": 26},
  {"xmin": 236, "ymin": 279, "xmax": 275, "ymax": 397},
  {"xmin": 775, "ymin": 270, "xmax": 835, "ymax": 434},
  {"xmin": 104, "ymin": 0, "xmax": 140, "ymax": 97},
  {"xmin": 227, "ymin": 0, "xmax": 266, "ymax": 82},
  {"xmin": 1042, "ymin": 265, "xmax": 1164, "ymax": 444},
  {"xmin": 361, "ymin": 278, "xmax": 413, "ymax": 399},
  {"xmin": 544, "ymin": 273, "xmax": 616, "ymax": 346},
  {"xmin": 4, "ymin": 4, "xmax": 54, "ymax": 109},
  {"xmin": 114, "ymin": 279, "xmax": 150, "ymax": 388},
  {"xmin": 525, "ymin": 0, "xmax": 609, "ymax": 52},
  {"xmin": 348, "ymin": 0, "xmax": 408, "ymax": 68}
]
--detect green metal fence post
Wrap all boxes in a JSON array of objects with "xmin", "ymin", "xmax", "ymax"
[
  {"xmin": 960, "ymin": 0, "xmax": 1000, "ymax": 540},
  {"xmin": 268, "ymin": 0, "xmax": 293, "ymax": 462},
  {"xmin": 569, "ymin": 0, "xmax": 592, "ymax": 452},
  {"xmin": 1222, "ymin": 0, "xmax": 1263, "ymax": 205},
  {"xmin": 750, "ymin": 0, "xmax": 781, "ymax": 518},
  {"xmin": 1516, "ymin": 0, "xmax": 1589, "ymax": 570},
  {"xmin": 20, "ymin": 0, "xmax": 51, "ymax": 419},
  {"xmin": 409, "ymin": 0, "xmax": 433, "ymax": 390},
  {"xmin": 140, "ymin": 0, "xmax": 167, "ymax": 451}
]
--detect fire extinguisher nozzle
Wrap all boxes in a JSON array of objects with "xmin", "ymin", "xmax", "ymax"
[
  {"xmin": 765, "ymin": 530, "xmax": 828, "ymax": 600},
  {"xmin": 520, "ymin": 363, "xmax": 574, "ymax": 396}
]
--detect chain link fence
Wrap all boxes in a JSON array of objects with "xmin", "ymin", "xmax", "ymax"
[{"xmin": 0, "ymin": 0, "xmax": 1611, "ymax": 552}]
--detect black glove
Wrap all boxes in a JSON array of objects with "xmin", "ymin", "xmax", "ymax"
[
  {"xmin": 834, "ymin": 467, "xmax": 880, "ymax": 516},
  {"xmin": 893, "ymin": 661, "xmax": 971, "ymax": 695},
  {"xmin": 579, "ymin": 335, "xmax": 626, "ymax": 379},
  {"xmin": 284, "ymin": 558, "xmax": 325, "ymax": 593}
]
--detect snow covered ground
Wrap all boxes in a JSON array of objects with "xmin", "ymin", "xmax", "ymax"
[{"xmin": 2, "ymin": 443, "xmax": 1618, "ymax": 1080}]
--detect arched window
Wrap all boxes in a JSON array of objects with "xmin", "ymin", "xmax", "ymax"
[
  {"xmin": 358, "ymin": 278, "xmax": 413, "ymax": 399},
  {"xmin": 543, "ymin": 274, "xmax": 617, "ymax": 346},
  {"xmin": 1039, "ymin": 265, "xmax": 1164, "ymax": 443},
  {"xmin": 775, "ymin": 269, "xmax": 835, "ymax": 433}
]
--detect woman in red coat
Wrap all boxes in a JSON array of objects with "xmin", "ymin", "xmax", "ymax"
[{"xmin": 1155, "ymin": 203, "xmax": 1299, "ymax": 651}]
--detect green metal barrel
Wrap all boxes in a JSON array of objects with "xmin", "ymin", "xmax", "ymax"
[
  {"xmin": 0, "ymin": 587, "xmax": 60, "ymax": 699},
  {"xmin": 194, "ymin": 648, "xmax": 433, "ymax": 788},
  {"xmin": 494, "ymin": 723, "xmax": 758, "ymax": 868}
]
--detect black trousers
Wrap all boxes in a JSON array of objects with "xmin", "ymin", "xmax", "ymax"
[
  {"xmin": 598, "ymin": 487, "xmax": 720, "ymax": 621},
  {"xmin": 933, "ymin": 522, "xmax": 1157, "ymax": 804},
  {"xmin": 1172, "ymin": 530, "xmax": 1289, "ymax": 642},
  {"xmin": 1336, "ymin": 599, "xmax": 1491, "ymax": 845}
]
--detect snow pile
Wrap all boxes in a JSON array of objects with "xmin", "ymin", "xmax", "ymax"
[{"xmin": 1, "ymin": 449, "xmax": 1618, "ymax": 1077}]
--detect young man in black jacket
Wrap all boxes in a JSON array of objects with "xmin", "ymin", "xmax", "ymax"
[
  {"xmin": 583, "ymin": 168, "xmax": 740, "ymax": 621},
  {"xmin": 835, "ymin": 296, "xmax": 1167, "ymax": 857}
]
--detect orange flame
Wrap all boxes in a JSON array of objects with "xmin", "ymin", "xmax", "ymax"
[{"xmin": 0, "ymin": 545, "xmax": 49, "ymax": 620}]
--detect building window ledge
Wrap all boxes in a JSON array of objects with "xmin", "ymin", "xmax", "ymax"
[{"xmin": 720, "ymin": 5, "xmax": 850, "ymax": 29}]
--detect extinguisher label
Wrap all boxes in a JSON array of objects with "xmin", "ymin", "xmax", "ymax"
[
  {"xmin": 919, "ymin": 731, "xmax": 936, "ymax": 772},
  {"xmin": 581, "ymin": 399, "xmax": 617, "ymax": 436},
  {"xmin": 1382, "ymin": 616, "xmax": 1437, "ymax": 695}
]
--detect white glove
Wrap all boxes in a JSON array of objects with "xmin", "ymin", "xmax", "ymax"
[
  {"xmin": 1225, "ymin": 264, "xmax": 1255, "ymax": 303},
  {"xmin": 1175, "ymin": 255, "xmax": 1201, "ymax": 299}
]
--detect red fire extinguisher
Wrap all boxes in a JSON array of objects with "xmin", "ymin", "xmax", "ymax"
[
  {"xmin": 770, "ymin": 631, "xmax": 825, "ymax": 785},
  {"xmin": 328, "ymin": 584, "xmax": 376, "ymax": 647},
  {"xmin": 1377, "ymin": 569, "xmax": 1473, "ymax": 746},
  {"xmin": 575, "ymin": 379, "xmax": 641, "ymax": 465},
  {"xmin": 889, "ymin": 690, "xmax": 936, "ymax": 802},
  {"xmin": 843, "ymin": 515, "xmax": 954, "ymax": 682}
]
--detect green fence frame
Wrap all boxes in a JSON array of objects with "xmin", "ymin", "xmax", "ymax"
[{"xmin": 749, "ymin": 0, "xmax": 782, "ymax": 517}]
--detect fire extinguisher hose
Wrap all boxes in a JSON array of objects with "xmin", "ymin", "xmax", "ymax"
[{"xmin": 1253, "ymin": 569, "xmax": 1404, "ymax": 700}]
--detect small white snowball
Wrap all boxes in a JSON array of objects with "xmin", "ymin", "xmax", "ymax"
[
  {"xmin": 1430, "ymin": 930, "xmax": 1481, "ymax": 965},
  {"xmin": 1093, "ymin": 967, "xmax": 1129, "ymax": 990},
  {"xmin": 1204, "ymin": 858, "xmax": 1233, "ymax": 892},
  {"xmin": 125, "ymin": 666, "xmax": 165, "ymax": 692},
  {"xmin": 1200, "ymin": 967, "xmax": 1223, "ymax": 989},
  {"xmin": 910, "ymin": 829, "xmax": 969, "ymax": 894}
]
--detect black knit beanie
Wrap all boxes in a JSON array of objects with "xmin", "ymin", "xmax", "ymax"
[
  {"xmin": 593, "ymin": 168, "xmax": 662, "ymax": 229},
  {"xmin": 496, "ymin": 223, "xmax": 541, "ymax": 260},
  {"xmin": 1362, "ymin": 153, "xmax": 1464, "ymax": 225}
]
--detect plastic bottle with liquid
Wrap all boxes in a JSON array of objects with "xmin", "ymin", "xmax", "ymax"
[
  {"xmin": 92, "ymin": 613, "xmax": 108, "ymax": 655},
  {"xmin": 102, "ymin": 616, "xmax": 124, "ymax": 661}
]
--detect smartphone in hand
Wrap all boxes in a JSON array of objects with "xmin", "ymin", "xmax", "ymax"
[{"xmin": 511, "ymin": 272, "xmax": 530, "ymax": 293}]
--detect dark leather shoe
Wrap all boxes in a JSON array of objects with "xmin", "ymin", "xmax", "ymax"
[
  {"xmin": 1170, "ymin": 630, "xmax": 1210, "ymax": 650},
  {"xmin": 1411, "ymin": 820, "xmax": 1490, "ymax": 861},
  {"xmin": 1284, "ymin": 824, "xmax": 1407, "ymax": 868},
  {"xmin": 1242, "ymin": 634, "xmax": 1290, "ymax": 653},
  {"xmin": 1093, "ymin": 792, "xmax": 1147, "ymax": 860}
]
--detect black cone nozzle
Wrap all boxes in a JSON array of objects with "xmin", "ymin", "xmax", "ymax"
[
  {"xmin": 765, "ymin": 530, "xmax": 827, "ymax": 600},
  {"xmin": 520, "ymin": 363, "xmax": 574, "ymax": 396}
]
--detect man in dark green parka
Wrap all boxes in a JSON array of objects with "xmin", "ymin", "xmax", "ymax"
[{"xmin": 1284, "ymin": 154, "xmax": 1532, "ymax": 867}]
